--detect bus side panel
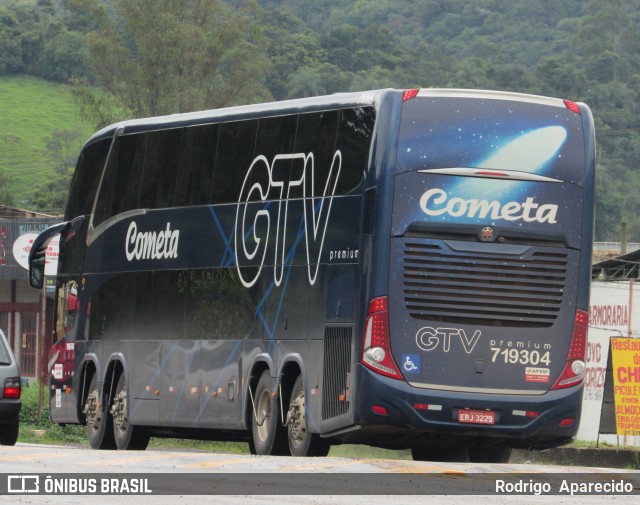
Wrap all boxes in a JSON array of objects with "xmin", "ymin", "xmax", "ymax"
[
  {"xmin": 128, "ymin": 340, "xmax": 161, "ymax": 426},
  {"xmin": 160, "ymin": 340, "xmax": 201, "ymax": 428},
  {"xmin": 199, "ymin": 339, "xmax": 245, "ymax": 430}
]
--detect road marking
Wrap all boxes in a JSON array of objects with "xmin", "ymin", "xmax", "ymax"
[
  {"xmin": 281, "ymin": 459, "xmax": 363, "ymax": 471},
  {"xmin": 0, "ymin": 452, "xmax": 63, "ymax": 462},
  {"xmin": 87, "ymin": 452, "xmax": 197, "ymax": 466},
  {"xmin": 183, "ymin": 458, "xmax": 249, "ymax": 469},
  {"xmin": 371, "ymin": 459, "xmax": 463, "ymax": 474}
]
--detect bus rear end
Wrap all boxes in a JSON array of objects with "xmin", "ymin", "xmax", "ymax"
[{"xmin": 355, "ymin": 89, "xmax": 595, "ymax": 460}]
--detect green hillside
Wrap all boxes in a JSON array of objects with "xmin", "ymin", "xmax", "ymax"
[{"xmin": 0, "ymin": 75, "xmax": 93, "ymax": 208}]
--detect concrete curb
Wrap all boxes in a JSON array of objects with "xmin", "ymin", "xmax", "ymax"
[{"xmin": 512, "ymin": 447, "xmax": 640, "ymax": 469}]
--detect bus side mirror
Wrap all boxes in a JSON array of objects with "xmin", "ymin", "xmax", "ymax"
[
  {"xmin": 28, "ymin": 220, "xmax": 73, "ymax": 289},
  {"xmin": 29, "ymin": 249, "xmax": 46, "ymax": 289}
]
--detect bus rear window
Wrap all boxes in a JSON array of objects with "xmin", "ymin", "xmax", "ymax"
[{"xmin": 397, "ymin": 96, "xmax": 586, "ymax": 183}]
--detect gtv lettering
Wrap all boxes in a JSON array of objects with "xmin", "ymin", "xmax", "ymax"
[
  {"xmin": 419, "ymin": 188, "xmax": 558, "ymax": 224},
  {"xmin": 416, "ymin": 326, "xmax": 482, "ymax": 354},
  {"xmin": 234, "ymin": 151, "xmax": 341, "ymax": 287}
]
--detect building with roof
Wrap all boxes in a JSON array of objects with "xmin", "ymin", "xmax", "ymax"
[
  {"xmin": 0, "ymin": 205, "xmax": 59, "ymax": 382},
  {"xmin": 577, "ymin": 247, "xmax": 640, "ymax": 447}
]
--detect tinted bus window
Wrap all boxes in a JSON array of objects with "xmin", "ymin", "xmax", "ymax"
[
  {"xmin": 93, "ymin": 134, "xmax": 147, "ymax": 226},
  {"xmin": 66, "ymin": 138, "xmax": 112, "ymax": 220},
  {"xmin": 184, "ymin": 269, "xmax": 258, "ymax": 340},
  {"xmin": 294, "ymin": 110, "xmax": 339, "ymax": 195},
  {"xmin": 335, "ymin": 107, "xmax": 375, "ymax": 194},
  {"xmin": 88, "ymin": 274, "xmax": 135, "ymax": 341},
  {"xmin": 211, "ymin": 120, "xmax": 258, "ymax": 204},
  {"xmin": 151, "ymin": 270, "xmax": 185, "ymax": 340},
  {"xmin": 174, "ymin": 124, "xmax": 219, "ymax": 206},
  {"xmin": 139, "ymin": 129, "xmax": 183, "ymax": 209},
  {"xmin": 132, "ymin": 272, "xmax": 154, "ymax": 340},
  {"xmin": 397, "ymin": 97, "xmax": 586, "ymax": 183},
  {"xmin": 256, "ymin": 115, "xmax": 299, "ymax": 200}
]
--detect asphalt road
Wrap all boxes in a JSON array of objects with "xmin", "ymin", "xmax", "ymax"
[{"xmin": 0, "ymin": 443, "xmax": 638, "ymax": 504}]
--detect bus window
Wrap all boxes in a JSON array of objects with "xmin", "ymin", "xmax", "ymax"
[
  {"xmin": 397, "ymin": 97, "xmax": 585, "ymax": 183},
  {"xmin": 294, "ymin": 110, "xmax": 340, "ymax": 194},
  {"xmin": 174, "ymin": 124, "xmax": 219, "ymax": 207},
  {"xmin": 210, "ymin": 120, "xmax": 259, "ymax": 204},
  {"xmin": 139, "ymin": 128, "xmax": 183, "ymax": 209},
  {"xmin": 93, "ymin": 133, "xmax": 147, "ymax": 227},
  {"xmin": 151, "ymin": 270, "xmax": 186, "ymax": 340},
  {"xmin": 184, "ymin": 269, "xmax": 258, "ymax": 340},
  {"xmin": 335, "ymin": 107, "xmax": 374, "ymax": 194},
  {"xmin": 65, "ymin": 138, "xmax": 112, "ymax": 221},
  {"xmin": 56, "ymin": 280, "xmax": 78, "ymax": 340}
]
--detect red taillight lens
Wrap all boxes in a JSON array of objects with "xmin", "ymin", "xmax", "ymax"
[
  {"xmin": 564, "ymin": 100, "xmax": 581, "ymax": 115},
  {"xmin": 552, "ymin": 309, "xmax": 588, "ymax": 390},
  {"xmin": 361, "ymin": 296, "xmax": 403, "ymax": 380},
  {"xmin": 402, "ymin": 88, "xmax": 420, "ymax": 102},
  {"xmin": 372, "ymin": 404, "xmax": 389, "ymax": 416},
  {"xmin": 3, "ymin": 377, "xmax": 21, "ymax": 399}
]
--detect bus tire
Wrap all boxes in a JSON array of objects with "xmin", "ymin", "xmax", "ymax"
[
  {"xmin": 286, "ymin": 375, "xmax": 330, "ymax": 457},
  {"xmin": 112, "ymin": 374, "xmax": 150, "ymax": 451},
  {"xmin": 83, "ymin": 374, "xmax": 116, "ymax": 450},
  {"xmin": 251, "ymin": 370, "xmax": 288, "ymax": 455}
]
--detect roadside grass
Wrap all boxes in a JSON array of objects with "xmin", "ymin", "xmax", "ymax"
[
  {"xmin": 0, "ymin": 75, "xmax": 93, "ymax": 206},
  {"xmin": 18, "ymin": 381, "xmax": 85, "ymax": 445}
]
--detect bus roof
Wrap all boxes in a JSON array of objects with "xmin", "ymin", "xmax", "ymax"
[
  {"xmin": 87, "ymin": 89, "xmax": 389, "ymax": 144},
  {"xmin": 85, "ymin": 87, "xmax": 579, "ymax": 145}
]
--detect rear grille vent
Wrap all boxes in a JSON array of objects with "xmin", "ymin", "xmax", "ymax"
[
  {"xmin": 403, "ymin": 242, "xmax": 568, "ymax": 327},
  {"xmin": 322, "ymin": 325, "xmax": 352, "ymax": 420}
]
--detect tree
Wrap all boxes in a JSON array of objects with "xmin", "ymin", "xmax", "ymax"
[
  {"xmin": 29, "ymin": 130, "xmax": 82, "ymax": 215},
  {"xmin": 576, "ymin": 1, "xmax": 640, "ymax": 83},
  {"xmin": 0, "ymin": 8, "xmax": 25, "ymax": 74},
  {"xmin": 0, "ymin": 169, "xmax": 15, "ymax": 207},
  {"xmin": 286, "ymin": 66, "xmax": 327, "ymax": 98},
  {"xmin": 72, "ymin": 0, "xmax": 272, "ymax": 125}
]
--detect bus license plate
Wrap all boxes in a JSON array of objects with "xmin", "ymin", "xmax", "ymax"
[{"xmin": 458, "ymin": 409, "xmax": 495, "ymax": 425}]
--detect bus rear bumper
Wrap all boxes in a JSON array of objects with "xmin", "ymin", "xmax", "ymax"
[{"xmin": 349, "ymin": 365, "xmax": 582, "ymax": 450}]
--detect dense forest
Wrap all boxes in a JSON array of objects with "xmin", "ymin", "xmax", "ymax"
[{"xmin": 1, "ymin": 0, "xmax": 639, "ymax": 241}]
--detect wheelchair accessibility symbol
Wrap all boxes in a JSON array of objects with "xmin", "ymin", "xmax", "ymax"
[{"xmin": 402, "ymin": 354, "xmax": 421, "ymax": 373}]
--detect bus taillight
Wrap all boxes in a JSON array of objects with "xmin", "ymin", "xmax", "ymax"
[
  {"xmin": 551, "ymin": 309, "xmax": 588, "ymax": 390},
  {"xmin": 564, "ymin": 100, "xmax": 581, "ymax": 114},
  {"xmin": 402, "ymin": 89, "xmax": 420, "ymax": 102},
  {"xmin": 361, "ymin": 296, "xmax": 403, "ymax": 380}
]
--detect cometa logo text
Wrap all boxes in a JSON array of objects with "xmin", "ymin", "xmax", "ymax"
[
  {"xmin": 419, "ymin": 188, "xmax": 558, "ymax": 224},
  {"xmin": 125, "ymin": 221, "xmax": 180, "ymax": 261}
]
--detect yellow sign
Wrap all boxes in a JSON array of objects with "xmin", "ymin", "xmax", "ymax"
[{"xmin": 610, "ymin": 338, "xmax": 640, "ymax": 436}]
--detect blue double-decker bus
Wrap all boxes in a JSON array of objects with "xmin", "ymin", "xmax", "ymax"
[{"xmin": 30, "ymin": 88, "xmax": 595, "ymax": 461}]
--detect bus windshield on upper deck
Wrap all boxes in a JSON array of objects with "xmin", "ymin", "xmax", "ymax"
[{"xmin": 397, "ymin": 92, "xmax": 586, "ymax": 184}]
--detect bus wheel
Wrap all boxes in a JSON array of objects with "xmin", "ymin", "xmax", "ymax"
[
  {"xmin": 111, "ymin": 374, "xmax": 150, "ymax": 451},
  {"xmin": 251, "ymin": 370, "xmax": 288, "ymax": 455},
  {"xmin": 286, "ymin": 375, "xmax": 330, "ymax": 457},
  {"xmin": 83, "ymin": 374, "xmax": 115, "ymax": 449}
]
